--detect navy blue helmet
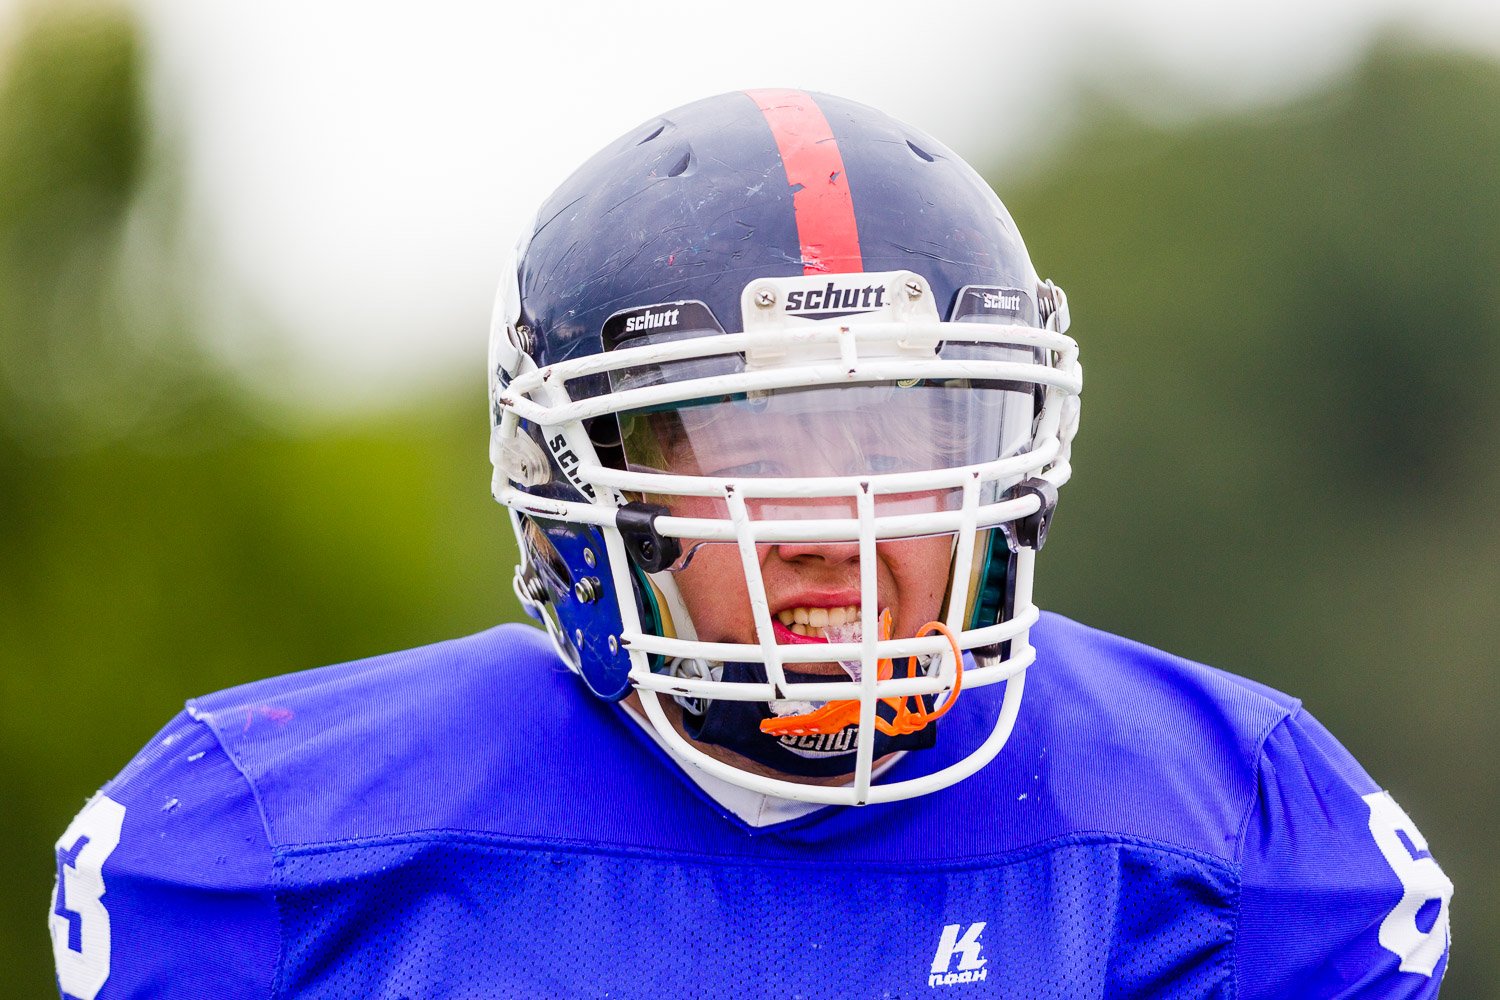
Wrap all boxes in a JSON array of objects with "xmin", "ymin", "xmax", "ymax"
[{"xmin": 489, "ymin": 90, "xmax": 1080, "ymax": 804}]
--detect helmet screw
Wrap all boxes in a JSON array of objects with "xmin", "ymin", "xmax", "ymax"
[
  {"xmin": 754, "ymin": 287, "xmax": 777, "ymax": 308},
  {"xmin": 574, "ymin": 577, "xmax": 601, "ymax": 604},
  {"xmin": 583, "ymin": 548, "xmax": 596, "ymax": 568},
  {"xmin": 574, "ymin": 628, "xmax": 584, "ymax": 648},
  {"xmin": 608, "ymin": 635, "xmax": 619, "ymax": 654},
  {"xmin": 904, "ymin": 278, "xmax": 924, "ymax": 300},
  {"xmin": 522, "ymin": 574, "xmax": 548, "ymax": 604}
]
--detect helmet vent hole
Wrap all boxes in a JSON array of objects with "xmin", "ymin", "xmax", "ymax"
[
  {"xmin": 638, "ymin": 124, "xmax": 665, "ymax": 145},
  {"xmin": 906, "ymin": 139, "xmax": 935, "ymax": 162},
  {"xmin": 666, "ymin": 149, "xmax": 694, "ymax": 178}
]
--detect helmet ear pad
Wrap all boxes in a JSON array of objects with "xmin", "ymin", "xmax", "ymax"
[
  {"xmin": 518, "ymin": 517, "xmax": 638, "ymax": 700},
  {"xmin": 519, "ymin": 518, "xmax": 671, "ymax": 701}
]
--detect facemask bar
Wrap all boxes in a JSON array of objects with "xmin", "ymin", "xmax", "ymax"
[
  {"xmin": 500, "ymin": 321, "xmax": 1078, "ymax": 432},
  {"xmin": 613, "ymin": 465, "xmax": 1034, "ymax": 805},
  {"xmin": 493, "ymin": 320, "xmax": 1078, "ymax": 526},
  {"xmin": 614, "ymin": 472, "xmax": 1035, "ymax": 698},
  {"xmin": 491, "ymin": 304, "xmax": 1079, "ymax": 805},
  {"xmin": 635, "ymin": 660, "xmax": 1029, "ymax": 805}
]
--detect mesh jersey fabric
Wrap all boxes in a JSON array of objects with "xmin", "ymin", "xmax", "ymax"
[{"xmin": 51, "ymin": 612, "xmax": 1451, "ymax": 999}]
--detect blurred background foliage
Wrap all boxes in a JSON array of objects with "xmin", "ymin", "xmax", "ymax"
[{"xmin": 0, "ymin": 5, "xmax": 1495, "ymax": 998}]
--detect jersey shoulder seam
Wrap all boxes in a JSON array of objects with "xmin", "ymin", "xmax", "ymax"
[
  {"xmin": 183, "ymin": 700, "xmax": 287, "ymax": 1000},
  {"xmin": 1232, "ymin": 699, "xmax": 1302, "ymax": 866},
  {"xmin": 1228, "ymin": 698, "xmax": 1303, "ymax": 1000}
]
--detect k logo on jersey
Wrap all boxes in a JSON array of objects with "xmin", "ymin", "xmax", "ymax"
[{"xmin": 929, "ymin": 922, "xmax": 988, "ymax": 987}]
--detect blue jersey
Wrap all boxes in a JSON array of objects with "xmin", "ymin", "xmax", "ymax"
[{"xmin": 50, "ymin": 613, "xmax": 1452, "ymax": 999}]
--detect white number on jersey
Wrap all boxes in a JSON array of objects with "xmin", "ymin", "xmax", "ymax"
[
  {"xmin": 1363, "ymin": 791, "xmax": 1452, "ymax": 976},
  {"xmin": 50, "ymin": 795, "xmax": 127, "ymax": 1000}
]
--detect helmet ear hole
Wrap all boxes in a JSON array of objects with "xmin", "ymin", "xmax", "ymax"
[
  {"xmin": 518, "ymin": 514, "xmax": 573, "ymax": 595},
  {"xmin": 586, "ymin": 416, "xmax": 625, "ymax": 472}
]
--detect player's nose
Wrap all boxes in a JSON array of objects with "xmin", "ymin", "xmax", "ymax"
[
  {"xmin": 755, "ymin": 497, "xmax": 862, "ymax": 564},
  {"xmin": 773, "ymin": 539, "xmax": 861, "ymax": 565}
]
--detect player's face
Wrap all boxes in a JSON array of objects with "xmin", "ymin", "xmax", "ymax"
[
  {"xmin": 668, "ymin": 497, "xmax": 953, "ymax": 672},
  {"xmin": 634, "ymin": 394, "xmax": 957, "ymax": 668}
]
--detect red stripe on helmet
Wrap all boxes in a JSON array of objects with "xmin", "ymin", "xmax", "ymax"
[{"xmin": 743, "ymin": 88, "xmax": 863, "ymax": 275}]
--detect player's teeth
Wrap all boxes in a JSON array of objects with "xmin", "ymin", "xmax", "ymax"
[
  {"xmin": 791, "ymin": 623, "xmax": 812, "ymax": 637},
  {"xmin": 780, "ymin": 605, "xmax": 863, "ymax": 630}
]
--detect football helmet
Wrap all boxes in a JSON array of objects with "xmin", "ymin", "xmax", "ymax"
[{"xmin": 489, "ymin": 90, "xmax": 1080, "ymax": 805}]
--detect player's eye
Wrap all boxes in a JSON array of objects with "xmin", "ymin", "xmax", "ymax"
[
  {"xmin": 709, "ymin": 459, "xmax": 787, "ymax": 478},
  {"xmin": 867, "ymin": 454, "xmax": 917, "ymax": 474}
]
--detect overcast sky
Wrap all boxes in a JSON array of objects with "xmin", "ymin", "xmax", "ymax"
[{"xmin": 106, "ymin": 0, "xmax": 1500, "ymax": 405}]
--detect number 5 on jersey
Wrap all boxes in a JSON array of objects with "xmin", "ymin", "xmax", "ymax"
[{"xmin": 50, "ymin": 795, "xmax": 127, "ymax": 1000}]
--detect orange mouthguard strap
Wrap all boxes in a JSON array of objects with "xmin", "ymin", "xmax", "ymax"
[
  {"xmin": 899, "ymin": 621, "xmax": 965, "ymax": 725},
  {"xmin": 757, "ymin": 613, "xmax": 964, "ymax": 738}
]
